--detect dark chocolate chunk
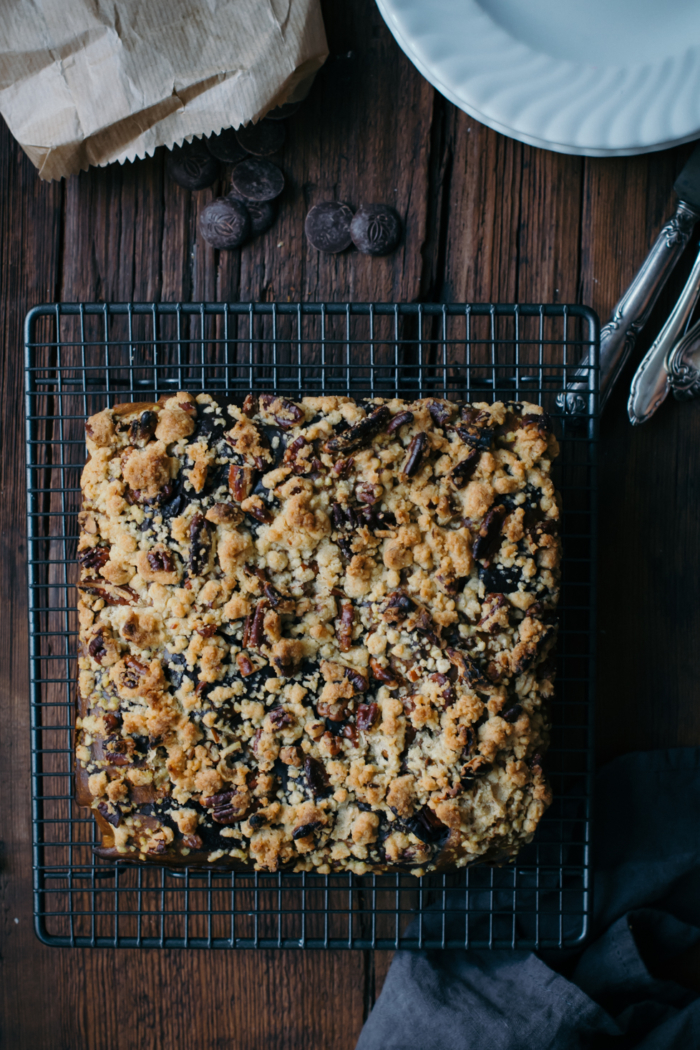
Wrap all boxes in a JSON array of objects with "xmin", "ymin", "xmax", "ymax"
[
  {"xmin": 206, "ymin": 129, "xmax": 248, "ymax": 164},
  {"xmin": 189, "ymin": 513, "xmax": 212, "ymax": 576},
  {"xmin": 478, "ymin": 563, "xmax": 523, "ymax": 594},
  {"xmin": 472, "ymin": 505, "xmax": 506, "ymax": 563},
  {"xmin": 199, "ymin": 197, "xmax": 251, "ymax": 249},
  {"xmin": 235, "ymin": 119, "xmax": 286, "ymax": 156},
  {"xmin": 350, "ymin": 204, "xmax": 401, "ymax": 256},
  {"xmin": 266, "ymin": 99, "xmax": 302, "ymax": 120},
  {"xmin": 292, "ymin": 821, "xmax": 322, "ymax": 840},
  {"xmin": 407, "ymin": 805, "xmax": 448, "ymax": 844},
  {"xmin": 227, "ymin": 193, "xmax": 276, "ymax": 236},
  {"xmin": 305, "ymin": 201, "xmax": 354, "ymax": 253},
  {"xmin": 166, "ymin": 140, "xmax": 219, "ymax": 190},
  {"xmin": 230, "ymin": 158, "xmax": 285, "ymax": 202}
]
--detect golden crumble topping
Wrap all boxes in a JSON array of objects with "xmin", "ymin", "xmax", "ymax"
[{"xmin": 76, "ymin": 393, "xmax": 559, "ymax": 875}]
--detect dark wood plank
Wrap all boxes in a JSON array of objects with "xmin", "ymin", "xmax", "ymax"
[
  {"xmin": 581, "ymin": 146, "xmax": 700, "ymax": 762},
  {"xmin": 0, "ymin": 120, "xmax": 64, "ymax": 1049},
  {"xmin": 0, "ymin": 2, "xmax": 437, "ymax": 1048}
]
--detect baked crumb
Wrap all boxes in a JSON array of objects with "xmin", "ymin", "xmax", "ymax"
[{"xmin": 77, "ymin": 395, "xmax": 559, "ymax": 872}]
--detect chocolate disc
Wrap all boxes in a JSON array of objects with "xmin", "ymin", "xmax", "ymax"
[
  {"xmin": 266, "ymin": 100, "xmax": 302, "ymax": 121},
  {"xmin": 199, "ymin": 198, "xmax": 251, "ymax": 249},
  {"xmin": 305, "ymin": 201, "xmax": 354, "ymax": 253},
  {"xmin": 235, "ymin": 120, "xmax": 286, "ymax": 157},
  {"xmin": 230, "ymin": 158, "xmax": 285, "ymax": 202},
  {"xmin": 206, "ymin": 129, "xmax": 248, "ymax": 165},
  {"xmin": 350, "ymin": 204, "xmax": 402, "ymax": 256},
  {"xmin": 227, "ymin": 193, "xmax": 276, "ymax": 237},
  {"xmin": 166, "ymin": 140, "xmax": 219, "ymax": 190}
]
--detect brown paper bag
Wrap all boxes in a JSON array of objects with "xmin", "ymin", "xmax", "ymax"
[{"xmin": 0, "ymin": 0, "xmax": 328, "ymax": 180}]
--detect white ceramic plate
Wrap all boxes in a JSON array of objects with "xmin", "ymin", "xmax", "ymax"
[{"xmin": 377, "ymin": 0, "xmax": 700, "ymax": 156}]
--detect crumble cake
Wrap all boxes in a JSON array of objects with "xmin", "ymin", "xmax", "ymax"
[{"xmin": 76, "ymin": 393, "xmax": 559, "ymax": 875}]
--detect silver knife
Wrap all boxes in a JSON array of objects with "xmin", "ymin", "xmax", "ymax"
[{"xmin": 557, "ymin": 142, "xmax": 700, "ymax": 417}]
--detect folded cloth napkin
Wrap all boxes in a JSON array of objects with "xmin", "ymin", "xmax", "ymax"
[{"xmin": 357, "ymin": 749, "xmax": 700, "ymax": 1050}]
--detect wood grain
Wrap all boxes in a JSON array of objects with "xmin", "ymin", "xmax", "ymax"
[{"xmin": 3, "ymin": 0, "xmax": 700, "ymax": 1043}]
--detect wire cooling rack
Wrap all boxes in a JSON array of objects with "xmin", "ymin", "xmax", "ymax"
[{"xmin": 25, "ymin": 301, "xmax": 598, "ymax": 950}]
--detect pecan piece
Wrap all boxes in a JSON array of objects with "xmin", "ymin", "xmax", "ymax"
[
  {"xmin": 472, "ymin": 505, "xmax": 506, "ymax": 564},
  {"xmin": 446, "ymin": 648, "xmax": 486, "ymax": 686},
  {"xmin": 317, "ymin": 699, "xmax": 348, "ymax": 722},
  {"xmin": 321, "ymin": 730, "xmax": 341, "ymax": 756},
  {"xmin": 323, "ymin": 405, "xmax": 390, "ymax": 454},
  {"xmin": 341, "ymin": 723, "xmax": 359, "ymax": 746},
  {"xmin": 244, "ymin": 600, "xmax": 268, "ymax": 649},
  {"xmin": 245, "ymin": 498, "xmax": 274, "ymax": 525},
  {"xmin": 331, "ymin": 456, "xmax": 355, "ymax": 477},
  {"xmin": 283, "ymin": 435, "xmax": 311, "ymax": 474},
  {"xmin": 369, "ymin": 657, "xmax": 398, "ymax": 687},
  {"xmin": 304, "ymin": 757, "xmax": 331, "ymax": 798},
  {"xmin": 78, "ymin": 584, "xmax": 139, "ymax": 606},
  {"xmin": 355, "ymin": 483, "xmax": 383, "ymax": 505},
  {"xmin": 189, "ymin": 513, "xmax": 212, "ymax": 576},
  {"xmin": 386, "ymin": 410, "xmax": 414, "ymax": 434},
  {"xmin": 147, "ymin": 548, "xmax": 176, "ymax": 574},
  {"xmin": 345, "ymin": 667, "xmax": 369, "ymax": 693},
  {"xmin": 236, "ymin": 653, "xmax": 257, "ymax": 676},
  {"xmin": 78, "ymin": 546, "xmax": 110, "ymax": 573},
  {"xmin": 88, "ymin": 630, "xmax": 109, "ymax": 664},
  {"xmin": 259, "ymin": 394, "xmax": 304, "ymax": 429},
  {"xmin": 337, "ymin": 601, "xmax": 355, "ymax": 653},
  {"xmin": 402, "ymin": 432, "xmax": 428, "ymax": 477},
  {"xmin": 450, "ymin": 448, "xmax": 481, "ymax": 488},
  {"xmin": 229, "ymin": 464, "xmax": 257, "ymax": 502},
  {"xmin": 241, "ymin": 393, "xmax": 258, "ymax": 417},
  {"xmin": 183, "ymin": 833, "xmax": 203, "ymax": 851},
  {"xmin": 269, "ymin": 706, "xmax": 292, "ymax": 729},
  {"xmin": 428, "ymin": 401, "xmax": 453, "ymax": 427},
  {"xmin": 203, "ymin": 788, "xmax": 250, "ymax": 825},
  {"xmin": 102, "ymin": 712, "xmax": 122, "ymax": 734},
  {"xmin": 356, "ymin": 702, "xmax": 379, "ymax": 731}
]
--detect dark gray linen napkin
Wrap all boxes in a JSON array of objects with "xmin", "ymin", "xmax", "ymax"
[{"xmin": 357, "ymin": 749, "xmax": 700, "ymax": 1050}]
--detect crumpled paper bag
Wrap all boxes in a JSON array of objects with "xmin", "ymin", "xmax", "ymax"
[{"xmin": 0, "ymin": 0, "xmax": 328, "ymax": 180}]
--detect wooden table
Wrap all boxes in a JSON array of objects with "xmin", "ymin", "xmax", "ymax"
[{"xmin": 2, "ymin": 2, "xmax": 700, "ymax": 1045}]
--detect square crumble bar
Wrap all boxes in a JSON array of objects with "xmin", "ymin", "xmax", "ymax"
[{"xmin": 76, "ymin": 393, "xmax": 559, "ymax": 875}]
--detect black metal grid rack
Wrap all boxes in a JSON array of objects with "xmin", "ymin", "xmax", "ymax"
[{"xmin": 25, "ymin": 301, "xmax": 598, "ymax": 950}]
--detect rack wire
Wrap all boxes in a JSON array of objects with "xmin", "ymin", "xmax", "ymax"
[{"xmin": 25, "ymin": 301, "xmax": 598, "ymax": 950}]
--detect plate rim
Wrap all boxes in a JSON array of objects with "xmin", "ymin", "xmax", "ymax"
[{"xmin": 377, "ymin": 0, "xmax": 700, "ymax": 157}]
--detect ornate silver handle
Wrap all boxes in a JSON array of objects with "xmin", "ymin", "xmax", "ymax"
[
  {"xmin": 627, "ymin": 245, "xmax": 700, "ymax": 424},
  {"xmin": 557, "ymin": 199, "xmax": 700, "ymax": 416},
  {"xmin": 667, "ymin": 314, "xmax": 700, "ymax": 399}
]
